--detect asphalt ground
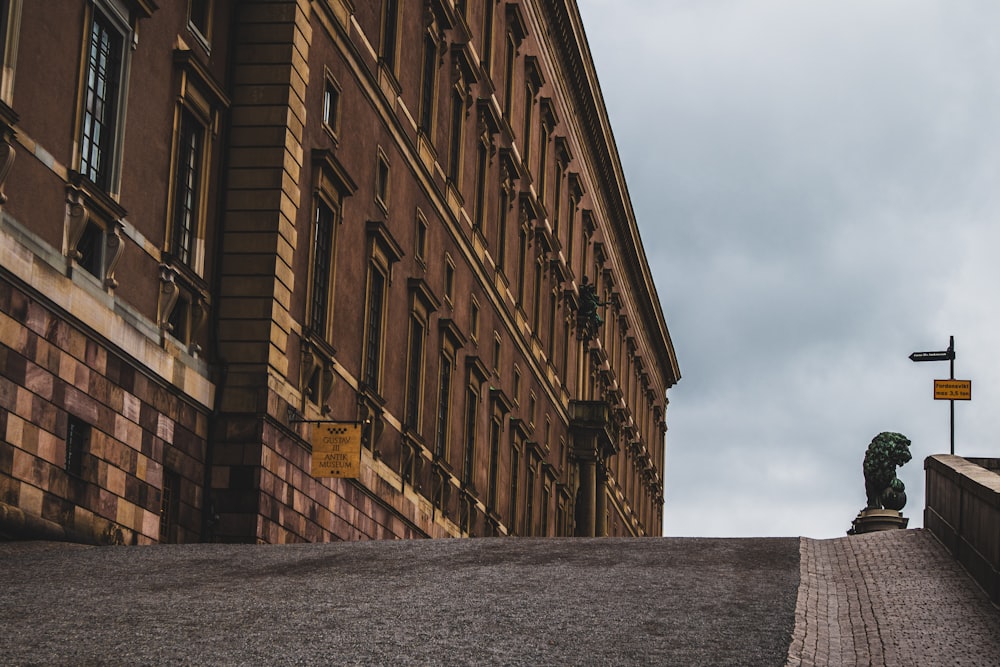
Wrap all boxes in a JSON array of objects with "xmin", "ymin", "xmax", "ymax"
[{"xmin": 0, "ymin": 537, "xmax": 800, "ymax": 666}]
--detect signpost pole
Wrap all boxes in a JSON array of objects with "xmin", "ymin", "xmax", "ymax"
[
  {"xmin": 909, "ymin": 336, "xmax": 968, "ymax": 456},
  {"xmin": 949, "ymin": 335, "xmax": 955, "ymax": 455}
]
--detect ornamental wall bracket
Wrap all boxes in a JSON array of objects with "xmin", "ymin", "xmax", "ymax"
[
  {"xmin": 0, "ymin": 103, "xmax": 18, "ymax": 204},
  {"xmin": 157, "ymin": 264, "xmax": 180, "ymax": 332},
  {"xmin": 103, "ymin": 221, "xmax": 125, "ymax": 289}
]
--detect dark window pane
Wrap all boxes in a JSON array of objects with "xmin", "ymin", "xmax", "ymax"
[
  {"xmin": 363, "ymin": 267, "xmax": 386, "ymax": 388},
  {"xmin": 80, "ymin": 12, "xmax": 122, "ymax": 189},
  {"xmin": 173, "ymin": 111, "xmax": 202, "ymax": 265},
  {"xmin": 310, "ymin": 200, "xmax": 335, "ymax": 334}
]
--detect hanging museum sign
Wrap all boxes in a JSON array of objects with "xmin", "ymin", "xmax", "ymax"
[{"xmin": 311, "ymin": 422, "xmax": 362, "ymax": 478}]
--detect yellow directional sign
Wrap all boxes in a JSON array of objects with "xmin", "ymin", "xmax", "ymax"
[
  {"xmin": 311, "ymin": 423, "xmax": 362, "ymax": 477},
  {"xmin": 934, "ymin": 380, "xmax": 971, "ymax": 401}
]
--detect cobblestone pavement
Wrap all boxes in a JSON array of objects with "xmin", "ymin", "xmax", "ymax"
[{"xmin": 787, "ymin": 529, "xmax": 1000, "ymax": 666}]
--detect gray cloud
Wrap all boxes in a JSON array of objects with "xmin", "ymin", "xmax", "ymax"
[{"xmin": 579, "ymin": 0, "xmax": 1000, "ymax": 536}]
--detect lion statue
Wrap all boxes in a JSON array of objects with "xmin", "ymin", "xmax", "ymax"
[{"xmin": 862, "ymin": 432, "xmax": 912, "ymax": 511}]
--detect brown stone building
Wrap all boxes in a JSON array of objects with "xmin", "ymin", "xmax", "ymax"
[{"xmin": 0, "ymin": 0, "xmax": 679, "ymax": 544}]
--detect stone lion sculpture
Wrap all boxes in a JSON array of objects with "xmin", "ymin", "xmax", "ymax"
[{"xmin": 862, "ymin": 432, "xmax": 912, "ymax": 511}]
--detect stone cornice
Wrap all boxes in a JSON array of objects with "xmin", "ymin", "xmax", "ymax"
[{"xmin": 538, "ymin": 1, "xmax": 680, "ymax": 390}]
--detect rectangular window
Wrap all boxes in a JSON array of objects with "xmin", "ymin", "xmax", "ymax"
[
  {"xmin": 404, "ymin": 317, "xmax": 425, "ymax": 431},
  {"xmin": 462, "ymin": 386, "xmax": 478, "ymax": 485},
  {"xmin": 309, "ymin": 199, "xmax": 336, "ymax": 336},
  {"xmin": 524, "ymin": 463, "xmax": 535, "ymax": 536},
  {"xmin": 470, "ymin": 299, "xmax": 480, "ymax": 343},
  {"xmin": 448, "ymin": 91, "xmax": 465, "ymax": 183},
  {"xmin": 552, "ymin": 168, "xmax": 563, "ymax": 237},
  {"xmin": 488, "ymin": 416, "xmax": 501, "ymax": 510},
  {"xmin": 509, "ymin": 445, "xmax": 520, "ymax": 532},
  {"xmin": 65, "ymin": 415, "xmax": 91, "ymax": 476},
  {"xmin": 492, "ymin": 334, "xmax": 501, "ymax": 374},
  {"xmin": 418, "ymin": 35, "xmax": 437, "ymax": 135},
  {"xmin": 473, "ymin": 143, "xmax": 488, "ymax": 230},
  {"xmin": 547, "ymin": 291, "xmax": 557, "ymax": 362},
  {"xmin": 482, "ymin": 0, "xmax": 496, "ymax": 77},
  {"xmin": 532, "ymin": 260, "xmax": 543, "ymax": 332},
  {"xmin": 541, "ymin": 480, "xmax": 550, "ymax": 537},
  {"xmin": 444, "ymin": 258, "xmax": 455, "ymax": 302},
  {"xmin": 375, "ymin": 151, "xmax": 390, "ymax": 210},
  {"xmin": 363, "ymin": 265, "xmax": 387, "ymax": 389},
  {"xmin": 415, "ymin": 215, "xmax": 428, "ymax": 262},
  {"xmin": 172, "ymin": 110, "xmax": 203, "ymax": 266},
  {"xmin": 561, "ymin": 316, "xmax": 570, "ymax": 382},
  {"xmin": 159, "ymin": 469, "xmax": 181, "ymax": 543},
  {"xmin": 516, "ymin": 227, "xmax": 528, "ymax": 305},
  {"xmin": 80, "ymin": 9, "xmax": 124, "ymax": 190},
  {"xmin": 495, "ymin": 188, "xmax": 509, "ymax": 272},
  {"xmin": 567, "ymin": 197, "xmax": 576, "ymax": 268},
  {"xmin": 521, "ymin": 86, "xmax": 533, "ymax": 165},
  {"xmin": 188, "ymin": 0, "xmax": 211, "ymax": 41},
  {"xmin": 380, "ymin": 0, "xmax": 399, "ymax": 72},
  {"xmin": 435, "ymin": 354, "xmax": 453, "ymax": 458},
  {"xmin": 503, "ymin": 33, "xmax": 515, "ymax": 118},
  {"xmin": 537, "ymin": 126, "xmax": 548, "ymax": 203},
  {"xmin": 323, "ymin": 77, "xmax": 340, "ymax": 135},
  {"xmin": 482, "ymin": 0, "xmax": 495, "ymax": 76}
]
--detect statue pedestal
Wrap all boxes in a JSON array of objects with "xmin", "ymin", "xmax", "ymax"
[{"xmin": 848, "ymin": 508, "xmax": 908, "ymax": 535}]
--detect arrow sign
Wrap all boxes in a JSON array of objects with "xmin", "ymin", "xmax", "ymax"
[{"xmin": 909, "ymin": 350, "xmax": 954, "ymax": 362}]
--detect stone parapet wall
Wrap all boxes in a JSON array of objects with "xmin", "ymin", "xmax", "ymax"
[{"xmin": 924, "ymin": 454, "xmax": 1000, "ymax": 604}]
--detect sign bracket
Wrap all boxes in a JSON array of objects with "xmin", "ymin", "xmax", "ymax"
[{"xmin": 909, "ymin": 335, "xmax": 967, "ymax": 455}]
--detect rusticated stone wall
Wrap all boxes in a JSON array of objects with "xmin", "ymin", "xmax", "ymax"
[{"xmin": 0, "ymin": 274, "xmax": 207, "ymax": 544}]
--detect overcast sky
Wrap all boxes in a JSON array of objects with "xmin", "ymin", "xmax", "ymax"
[{"xmin": 577, "ymin": 0, "xmax": 1000, "ymax": 538}]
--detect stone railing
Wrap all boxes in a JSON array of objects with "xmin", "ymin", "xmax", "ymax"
[{"xmin": 924, "ymin": 455, "xmax": 1000, "ymax": 604}]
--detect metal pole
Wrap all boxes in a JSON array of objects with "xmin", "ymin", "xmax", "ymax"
[{"xmin": 949, "ymin": 335, "xmax": 955, "ymax": 455}]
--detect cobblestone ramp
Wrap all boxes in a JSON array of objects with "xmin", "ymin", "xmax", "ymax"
[
  {"xmin": 787, "ymin": 529, "xmax": 1000, "ymax": 666},
  {"xmin": 0, "ymin": 537, "xmax": 799, "ymax": 666}
]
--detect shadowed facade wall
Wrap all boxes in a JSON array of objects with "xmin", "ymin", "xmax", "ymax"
[{"xmin": 0, "ymin": 0, "xmax": 679, "ymax": 544}]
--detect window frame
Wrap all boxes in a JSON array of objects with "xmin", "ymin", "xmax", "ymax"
[
  {"xmin": 362, "ymin": 261, "xmax": 388, "ymax": 391},
  {"xmin": 65, "ymin": 414, "xmax": 91, "ymax": 477},
  {"xmin": 307, "ymin": 195, "xmax": 339, "ymax": 340},
  {"xmin": 404, "ymin": 277, "xmax": 440, "ymax": 434},
  {"xmin": 404, "ymin": 314, "xmax": 426, "ymax": 432},
  {"xmin": 0, "ymin": 0, "xmax": 22, "ymax": 105},
  {"xmin": 76, "ymin": 1, "xmax": 131, "ymax": 194},
  {"xmin": 418, "ymin": 32, "xmax": 439, "ymax": 138},
  {"xmin": 187, "ymin": 0, "xmax": 213, "ymax": 50},
  {"xmin": 434, "ymin": 350, "xmax": 454, "ymax": 460},
  {"xmin": 322, "ymin": 71, "xmax": 342, "ymax": 141},
  {"xmin": 379, "ymin": 0, "xmax": 400, "ymax": 75},
  {"xmin": 374, "ymin": 148, "xmax": 390, "ymax": 212},
  {"xmin": 360, "ymin": 220, "xmax": 403, "ymax": 396},
  {"xmin": 462, "ymin": 383, "xmax": 479, "ymax": 486}
]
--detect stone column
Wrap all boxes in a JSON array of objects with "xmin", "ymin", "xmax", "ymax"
[
  {"xmin": 570, "ymin": 399, "xmax": 613, "ymax": 538},
  {"xmin": 576, "ymin": 448, "xmax": 597, "ymax": 537},
  {"xmin": 595, "ymin": 464, "xmax": 608, "ymax": 537}
]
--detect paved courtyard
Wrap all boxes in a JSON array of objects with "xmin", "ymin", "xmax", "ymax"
[{"xmin": 0, "ymin": 529, "xmax": 996, "ymax": 665}]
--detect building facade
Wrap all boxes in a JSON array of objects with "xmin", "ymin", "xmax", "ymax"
[{"xmin": 0, "ymin": 0, "xmax": 679, "ymax": 544}]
